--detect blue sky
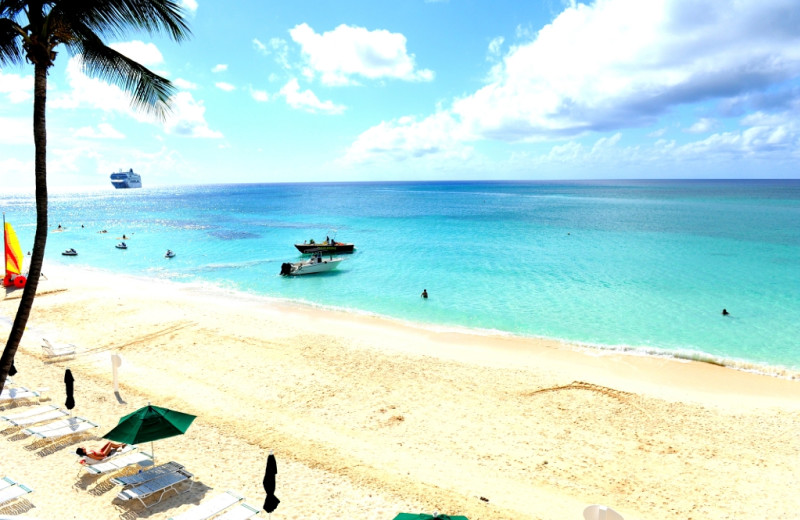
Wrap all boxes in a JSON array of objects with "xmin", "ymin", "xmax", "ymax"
[{"xmin": 1, "ymin": 0, "xmax": 799, "ymax": 188}]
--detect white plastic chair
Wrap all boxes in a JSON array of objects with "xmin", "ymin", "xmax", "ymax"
[{"xmin": 584, "ymin": 504, "xmax": 624, "ymax": 520}]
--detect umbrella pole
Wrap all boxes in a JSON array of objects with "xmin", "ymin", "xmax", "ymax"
[{"xmin": 151, "ymin": 440, "xmax": 155, "ymax": 464}]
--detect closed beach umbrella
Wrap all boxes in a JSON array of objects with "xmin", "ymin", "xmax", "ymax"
[
  {"xmin": 64, "ymin": 369, "xmax": 75, "ymax": 410},
  {"xmin": 103, "ymin": 403, "xmax": 196, "ymax": 462},
  {"xmin": 262, "ymin": 451, "xmax": 280, "ymax": 515},
  {"xmin": 393, "ymin": 514, "xmax": 469, "ymax": 520}
]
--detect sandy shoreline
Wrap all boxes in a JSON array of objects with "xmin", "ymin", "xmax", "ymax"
[{"xmin": 2, "ymin": 262, "xmax": 800, "ymax": 520}]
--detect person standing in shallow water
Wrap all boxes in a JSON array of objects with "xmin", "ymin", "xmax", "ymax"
[
  {"xmin": 722, "ymin": 308, "xmax": 729, "ymax": 316},
  {"xmin": 421, "ymin": 289, "xmax": 428, "ymax": 299}
]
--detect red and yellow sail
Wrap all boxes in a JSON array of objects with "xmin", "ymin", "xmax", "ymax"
[{"xmin": 4, "ymin": 221, "xmax": 23, "ymax": 276}]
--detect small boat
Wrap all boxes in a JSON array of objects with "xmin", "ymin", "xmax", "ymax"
[
  {"xmin": 3, "ymin": 217, "xmax": 27, "ymax": 288},
  {"xmin": 62, "ymin": 248, "xmax": 77, "ymax": 256},
  {"xmin": 294, "ymin": 238, "xmax": 354, "ymax": 254},
  {"xmin": 165, "ymin": 250, "xmax": 176, "ymax": 258},
  {"xmin": 280, "ymin": 251, "xmax": 342, "ymax": 276},
  {"xmin": 115, "ymin": 242, "xmax": 127, "ymax": 249}
]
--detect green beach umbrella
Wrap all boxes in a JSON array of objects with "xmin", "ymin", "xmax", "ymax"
[
  {"xmin": 393, "ymin": 514, "xmax": 469, "ymax": 520},
  {"xmin": 103, "ymin": 403, "xmax": 196, "ymax": 463}
]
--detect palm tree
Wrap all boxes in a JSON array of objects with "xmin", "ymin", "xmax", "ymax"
[{"xmin": 0, "ymin": 0, "xmax": 190, "ymax": 393}]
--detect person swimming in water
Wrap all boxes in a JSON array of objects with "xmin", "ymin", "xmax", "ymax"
[{"xmin": 722, "ymin": 308, "xmax": 730, "ymax": 316}]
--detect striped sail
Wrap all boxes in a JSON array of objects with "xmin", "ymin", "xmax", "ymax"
[{"xmin": 4, "ymin": 222, "xmax": 23, "ymax": 276}]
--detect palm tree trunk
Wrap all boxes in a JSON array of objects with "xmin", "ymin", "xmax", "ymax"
[{"xmin": 0, "ymin": 62, "xmax": 49, "ymax": 394}]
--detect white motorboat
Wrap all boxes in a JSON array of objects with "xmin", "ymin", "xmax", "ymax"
[
  {"xmin": 115, "ymin": 242, "xmax": 127, "ymax": 249},
  {"xmin": 165, "ymin": 249, "xmax": 176, "ymax": 258},
  {"xmin": 62, "ymin": 248, "xmax": 77, "ymax": 256},
  {"xmin": 280, "ymin": 251, "xmax": 342, "ymax": 276}
]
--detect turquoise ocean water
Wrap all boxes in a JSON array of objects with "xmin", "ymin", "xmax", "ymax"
[{"xmin": 2, "ymin": 180, "xmax": 799, "ymax": 375}]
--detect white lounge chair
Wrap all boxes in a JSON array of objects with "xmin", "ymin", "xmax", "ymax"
[
  {"xmin": 216, "ymin": 502, "xmax": 260, "ymax": 520},
  {"xmin": 0, "ymin": 387, "xmax": 40, "ymax": 404},
  {"xmin": 110, "ymin": 461, "xmax": 184, "ymax": 488},
  {"xmin": 1, "ymin": 404, "xmax": 59, "ymax": 423},
  {"xmin": 167, "ymin": 490, "xmax": 244, "ymax": 520},
  {"xmin": 116, "ymin": 468, "xmax": 193, "ymax": 508},
  {"xmin": 0, "ymin": 477, "xmax": 33, "ymax": 508},
  {"xmin": 81, "ymin": 449, "xmax": 154, "ymax": 476},
  {"xmin": 22, "ymin": 416, "xmax": 98, "ymax": 440},
  {"xmin": 3, "ymin": 406, "xmax": 68, "ymax": 427},
  {"xmin": 584, "ymin": 504, "xmax": 624, "ymax": 520},
  {"xmin": 41, "ymin": 338, "xmax": 76, "ymax": 359}
]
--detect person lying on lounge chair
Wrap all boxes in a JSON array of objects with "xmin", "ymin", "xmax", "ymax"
[{"xmin": 76, "ymin": 441, "xmax": 126, "ymax": 461}]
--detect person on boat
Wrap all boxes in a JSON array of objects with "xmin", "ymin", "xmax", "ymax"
[
  {"xmin": 722, "ymin": 308, "xmax": 729, "ymax": 316},
  {"xmin": 76, "ymin": 441, "xmax": 126, "ymax": 461},
  {"xmin": 326, "ymin": 235, "xmax": 330, "ymax": 244},
  {"xmin": 122, "ymin": 234, "xmax": 128, "ymax": 239},
  {"xmin": 421, "ymin": 289, "xmax": 428, "ymax": 299}
]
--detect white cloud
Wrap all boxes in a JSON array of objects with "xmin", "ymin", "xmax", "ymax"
[
  {"xmin": 0, "ymin": 157, "xmax": 33, "ymax": 186},
  {"xmin": 342, "ymin": 112, "xmax": 472, "ymax": 164},
  {"xmin": 450, "ymin": 0, "xmax": 800, "ymax": 142},
  {"xmin": 74, "ymin": 123, "xmax": 125, "ymax": 139},
  {"xmin": 109, "ymin": 41, "xmax": 164, "ymax": 66},
  {"xmin": 49, "ymin": 55, "xmax": 221, "ymax": 138},
  {"xmin": 685, "ymin": 117, "xmax": 715, "ymax": 133},
  {"xmin": 253, "ymin": 39, "xmax": 267, "ymax": 54},
  {"xmin": 172, "ymin": 78, "xmax": 197, "ymax": 90},
  {"xmin": 254, "ymin": 38, "xmax": 291, "ymax": 72},
  {"xmin": 289, "ymin": 23, "xmax": 434, "ymax": 86},
  {"xmin": 0, "ymin": 69, "xmax": 33, "ymax": 103},
  {"xmin": 212, "ymin": 64, "xmax": 228, "ymax": 73},
  {"xmin": 178, "ymin": 0, "xmax": 198, "ymax": 14},
  {"xmin": 279, "ymin": 78, "xmax": 345, "ymax": 114},
  {"xmin": 342, "ymin": 0, "xmax": 800, "ymax": 168},
  {"xmin": 487, "ymin": 37, "xmax": 504, "ymax": 60},
  {"xmin": 215, "ymin": 82, "xmax": 236, "ymax": 92},
  {"xmin": 163, "ymin": 92, "xmax": 224, "ymax": 138},
  {"xmin": 250, "ymin": 88, "xmax": 269, "ymax": 102},
  {"xmin": 0, "ymin": 117, "xmax": 32, "ymax": 145},
  {"xmin": 51, "ymin": 56, "xmax": 144, "ymax": 120}
]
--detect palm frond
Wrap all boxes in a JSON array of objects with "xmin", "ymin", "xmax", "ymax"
[
  {"xmin": 71, "ymin": 32, "xmax": 176, "ymax": 120},
  {"xmin": 51, "ymin": 0, "xmax": 190, "ymax": 42},
  {"xmin": 0, "ymin": 18, "xmax": 24, "ymax": 65}
]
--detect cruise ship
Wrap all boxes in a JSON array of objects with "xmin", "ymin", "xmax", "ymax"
[{"xmin": 110, "ymin": 168, "xmax": 142, "ymax": 189}]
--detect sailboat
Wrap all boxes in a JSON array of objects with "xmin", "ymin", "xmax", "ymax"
[{"xmin": 3, "ymin": 215, "xmax": 27, "ymax": 288}]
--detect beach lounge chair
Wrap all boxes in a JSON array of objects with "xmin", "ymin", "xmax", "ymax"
[
  {"xmin": 0, "ymin": 387, "xmax": 40, "ymax": 405},
  {"xmin": 109, "ymin": 461, "xmax": 185, "ymax": 488},
  {"xmin": 80, "ymin": 449, "xmax": 154, "ymax": 476},
  {"xmin": 115, "ymin": 468, "xmax": 193, "ymax": 508},
  {"xmin": 2, "ymin": 405, "xmax": 68, "ymax": 427},
  {"xmin": 0, "ymin": 477, "xmax": 33, "ymax": 508},
  {"xmin": 1, "ymin": 404, "xmax": 59, "ymax": 423},
  {"xmin": 215, "ymin": 502, "xmax": 260, "ymax": 520},
  {"xmin": 166, "ymin": 490, "xmax": 244, "ymax": 520},
  {"xmin": 22, "ymin": 416, "xmax": 98, "ymax": 440},
  {"xmin": 41, "ymin": 338, "xmax": 76, "ymax": 359}
]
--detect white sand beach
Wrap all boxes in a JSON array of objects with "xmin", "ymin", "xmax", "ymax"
[{"xmin": 1, "ymin": 262, "xmax": 800, "ymax": 520}]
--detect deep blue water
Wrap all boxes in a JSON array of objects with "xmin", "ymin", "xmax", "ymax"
[{"xmin": 3, "ymin": 180, "xmax": 799, "ymax": 375}]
